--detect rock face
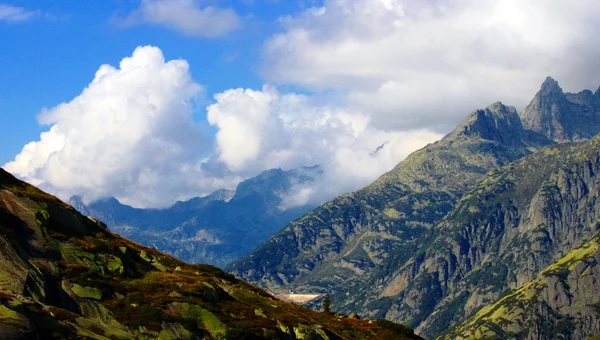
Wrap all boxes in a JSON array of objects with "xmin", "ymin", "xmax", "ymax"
[
  {"xmin": 228, "ymin": 78, "xmax": 600, "ymax": 339},
  {"xmin": 0, "ymin": 168, "xmax": 421, "ymax": 339},
  {"xmin": 440, "ymin": 232, "xmax": 600, "ymax": 340},
  {"xmin": 374, "ymin": 135, "xmax": 600, "ymax": 338},
  {"xmin": 71, "ymin": 166, "xmax": 321, "ymax": 267},
  {"xmin": 520, "ymin": 77, "xmax": 600, "ymax": 142}
]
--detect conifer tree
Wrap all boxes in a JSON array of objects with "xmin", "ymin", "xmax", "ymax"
[{"xmin": 322, "ymin": 295, "xmax": 331, "ymax": 313}]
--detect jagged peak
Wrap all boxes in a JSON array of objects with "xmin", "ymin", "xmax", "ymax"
[
  {"xmin": 446, "ymin": 102, "xmax": 523, "ymax": 145},
  {"xmin": 486, "ymin": 101, "xmax": 519, "ymax": 116},
  {"xmin": 519, "ymin": 77, "xmax": 574, "ymax": 142},
  {"xmin": 539, "ymin": 76, "xmax": 563, "ymax": 94}
]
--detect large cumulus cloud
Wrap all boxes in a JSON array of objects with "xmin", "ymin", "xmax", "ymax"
[
  {"xmin": 206, "ymin": 86, "xmax": 441, "ymax": 207},
  {"xmin": 5, "ymin": 46, "xmax": 440, "ymax": 208},
  {"xmin": 3, "ymin": 46, "xmax": 237, "ymax": 208}
]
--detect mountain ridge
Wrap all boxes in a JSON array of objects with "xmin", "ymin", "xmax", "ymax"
[
  {"xmin": 71, "ymin": 166, "xmax": 322, "ymax": 267},
  {"xmin": 228, "ymin": 98, "xmax": 553, "ymax": 292},
  {"xmin": 228, "ymin": 77, "xmax": 600, "ymax": 339}
]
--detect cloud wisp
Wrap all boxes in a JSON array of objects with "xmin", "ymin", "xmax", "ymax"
[
  {"xmin": 0, "ymin": 4, "xmax": 40, "ymax": 22},
  {"xmin": 117, "ymin": 0, "xmax": 241, "ymax": 38},
  {"xmin": 206, "ymin": 86, "xmax": 442, "ymax": 206}
]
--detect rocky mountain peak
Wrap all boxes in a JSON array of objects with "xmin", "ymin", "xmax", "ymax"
[
  {"xmin": 521, "ymin": 77, "xmax": 600, "ymax": 142},
  {"xmin": 68, "ymin": 195, "xmax": 91, "ymax": 215},
  {"xmin": 539, "ymin": 76, "xmax": 562, "ymax": 94},
  {"xmin": 520, "ymin": 77, "xmax": 574, "ymax": 142},
  {"xmin": 447, "ymin": 101, "xmax": 524, "ymax": 146}
]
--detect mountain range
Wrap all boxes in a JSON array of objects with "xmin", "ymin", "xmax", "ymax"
[
  {"xmin": 20, "ymin": 76, "xmax": 600, "ymax": 339},
  {"xmin": 70, "ymin": 166, "xmax": 321, "ymax": 267},
  {"xmin": 0, "ymin": 167, "xmax": 419, "ymax": 339},
  {"xmin": 229, "ymin": 77, "xmax": 600, "ymax": 339}
]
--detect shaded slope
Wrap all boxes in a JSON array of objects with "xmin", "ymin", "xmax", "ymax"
[
  {"xmin": 440, "ymin": 231, "xmax": 600, "ymax": 340},
  {"xmin": 229, "ymin": 102, "xmax": 551, "ymax": 296},
  {"xmin": 72, "ymin": 166, "xmax": 320, "ymax": 267},
  {"xmin": 0, "ymin": 168, "xmax": 420, "ymax": 339}
]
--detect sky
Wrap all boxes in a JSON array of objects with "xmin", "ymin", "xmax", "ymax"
[{"xmin": 1, "ymin": 0, "xmax": 600, "ymax": 208}]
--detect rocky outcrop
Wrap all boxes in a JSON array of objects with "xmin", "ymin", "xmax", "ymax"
[
  {"xmin": 365, "ymin": 135, "xmax": 600, "ymax": 338},
  {"xmin": 0, "ymin": 168, "xmax": 420, "ymax": 339},
  {"xmin": 520, "ymin": 77, "xmax": 600, "ymax": 142},
  {"xmin": 440, "ymin": 232, "xmax": 600, "ymax": 340}
]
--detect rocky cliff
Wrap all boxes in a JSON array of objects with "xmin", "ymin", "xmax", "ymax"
[
  {"xmin": 0, "ymin": 168, "xmax": 419, "ymax": 339},
  {"xmin": 228, "ymin": 101, "xmax": 551, "ymax": 295},
  {"xmin": 365, "ymin": 134, "xmax": 600, "ymax": 338},
  {"xmin": 520, "ymin": 77, "xmax": 600, "ymax": 142},
  {"xmin": 440, "ymin": 231, "xmax": 600, "ymax": 339}
]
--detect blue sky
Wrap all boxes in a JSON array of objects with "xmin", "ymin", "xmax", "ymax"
[
  {"xmin": 0, "ymin": 0, "xmax": 313, "ymax": 165},
  {"xmin": 2, "ymin": 0, "xmax": 599, "ymax": 208}
]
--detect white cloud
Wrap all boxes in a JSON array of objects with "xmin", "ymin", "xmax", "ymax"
[
  {"xmin": 206, "ymin": 86, "xmax": 442, "ymax": 207},
  {"xmin": 4, "ymin": 46, "xmax": 440, "ymax": 209},
  {"xmin": 119, "ymin": 0, "xmax": 241, "ymax": 37},
  {"xmin": 0, "ymin": 4, "xmax": 39, "ymax": 22},
  {"xmin": 3, "ymin": 46, "xmax": 241, "ymax": 208},
  {"xmin": 9, "ymin": 1, "xmax": 600, "ymax": 211},
  {"xmin": 262, "ymin": 0, "xmax": 600, "ymax": 132}
]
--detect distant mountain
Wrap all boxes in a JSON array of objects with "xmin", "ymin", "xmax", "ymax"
[
  {"xmin": 0, "ymin": 167, "xmax": 420, "ymax": 339},
  {"xmin": 229, "ymin": 78, "xmax": 600, "ymax": 339},
  {"xmin": 71, "ymin": 166, "xmax": 321, "ymax": 267}
]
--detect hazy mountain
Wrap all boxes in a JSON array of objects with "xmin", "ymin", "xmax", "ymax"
[
  {"xmin": 229, "ymin": 78, "xmax": 600, "ymax": 339},
  {"xmin": 70, "ymin": 166, "xmax": 322, "ymax": 268},
  {"xmin": 0, "ymin": 167, "xmax": 420, "ymax": 339}
]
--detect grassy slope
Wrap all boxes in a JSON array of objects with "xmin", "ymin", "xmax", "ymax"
[{"xmin": 0, "ymin": 168, "xmax": 420, "ymax": 340}]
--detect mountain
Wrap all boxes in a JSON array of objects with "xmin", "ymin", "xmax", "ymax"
[
  {"xmin": 228, "ymin": 78, "xmax": 600, "ymax": 339},
  {"xmin": 362, "ymin": 134, "xmax": 600, "ymax": 338},
  {"xmin": 71, "ymin": 166, "xmax": 321, "ymax": 267},
  {"xmin": 0, "ymin": 167, "xmax": 420, "ymax": 339},
  {"xmin": 228, "ymin": 101, "xmax": 551, "ymax": 292},
  {"xmin": 440, "ymin": 231, "xmax": 600, "ymax": 339},
  {"xmin": 520, "ymin": 77, "xmax": 600, "ymax": 142}
]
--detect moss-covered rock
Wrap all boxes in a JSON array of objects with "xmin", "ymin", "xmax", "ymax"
[{"xmin": 69, "ymin": 283, "xmax": 103, "ymax": 300}]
